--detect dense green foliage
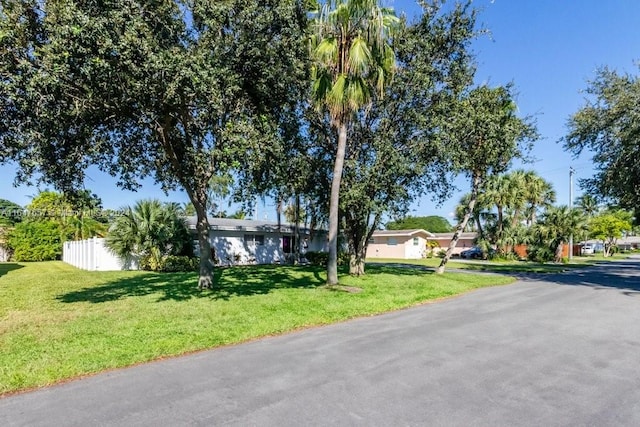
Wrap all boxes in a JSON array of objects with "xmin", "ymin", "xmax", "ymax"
[
  {"xmin": 0, "ymin": 199, "xmax": 22, "ymax": 226},
  {"xmin": 564, "ymin": 67, "xmax": 640, "ymax": 219},
  {"xmin": 589, "ymin": 210, "xmax": 632, "ymax": 257},
  {"xmin": 528, "ymin": 206, "xmax": 587, "ymax": 263},
  {"xmin": 454, "ymin": 170, "xmax": 555, "ymax": 253},
  {"xmin": 3, "ymin": 191, "xmax": 106, "ymax": 261},
  {"xmin": 0, "ymin": 261, "xmax": 514, "ymax": 394},
  {"xmin": 312, "ymin": 2, "xmax": 478, "ymax": 276},
  {"xmin": 0, "ymin": 0, "xmax": 310, "ymax": 288},
  {"xmin": 305, "ymin": 250, "xmax": 349, "ymax": 267},
  {"xmin": 139, "ymin": 255, "xmax": 199, "ymax": 273},
  {"xmin": 7, "ymin": 220, "xmax": 64, "ymax": 261},
  {"xmin": 436, "ymin": 86, "xmax": 538, "ymax": 272},
  {"xmin": 387, "ymin": 216, "xmax": 453, "ymax": 233},
  {"xmin": 310, "ymin": 0, "xmax": 399, "ymax": 284},
  {"xmin": 106, "ymin": 199, "xmax": 193, "ymax": 270}
]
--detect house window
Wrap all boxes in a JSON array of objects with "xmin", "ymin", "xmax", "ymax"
[
  {"xmin": 368, "ymin": 238, "xmax": 375, "ymax": 244},
  {"xmin": 244, "ymin": 235, "xmax": 264, "ymax": 246},
  {"xmin": 413, "ymin": 237, "xmax": 419, "ymax": 246},
  {"xmin": 387, "ymin": 237, "xmax": 397, "ymax": 246},
  {"xmin": 282, "ymin": 236, "xmax": 297, "ymax": 254}
]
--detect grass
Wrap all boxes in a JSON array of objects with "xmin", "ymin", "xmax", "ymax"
[
  {"xmin": 367, "ymin": 252, "xmax": 635, "ymax": 273},
  {"xmin": 0, "ymin": 261, "xmax": 514, "ymax": 395}
]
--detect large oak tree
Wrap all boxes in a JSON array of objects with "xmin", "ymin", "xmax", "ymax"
[
  {"xmin": 0, "ymin": 0, "xmax": 309, "ymax": 288},
  {"xmin": 564, "ymin": 67, "xmax": 640, "ymax": 221}
]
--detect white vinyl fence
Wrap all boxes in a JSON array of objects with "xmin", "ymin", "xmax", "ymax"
[{"xmin": 63, "ymin": 238, "xmax": 138, "ymax": 271}]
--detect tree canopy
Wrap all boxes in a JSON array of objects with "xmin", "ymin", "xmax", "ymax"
[
  {"xmin": 0, "ymin": 0, "xmax": 310, "ymax": 288},
  {"xmin": 387, "ymin": 216, "xmax": 452, "ymax": 233},
  {"xmin": 0, "ymin": 199, "xmax": 22, "ymax": 226},
  {"xmin": 589, "ymin": 210, "xmax": 632, "ymax": 257},
  {"xmin": 436, "ymin": 85, "xmax": 538, "ymax": 273},
  {"xmin": 564, "ymin": 67, "xmax": 640, "ymax": 218},
  {"xmin": 310, "ymin": 0, "xmax": 400, "ymax": 285}
]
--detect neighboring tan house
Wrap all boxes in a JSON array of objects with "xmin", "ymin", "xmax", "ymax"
[
  {"xmin": 429, "ymin": 232, "xmax": 478, "ymax": 256},
  {"xmin": 186, "ymin": 217, "xmax": 328, "ymax": 266},
  {"xmin": 365, "ymin": 229, "xmax": 434, "ymax": 259}
]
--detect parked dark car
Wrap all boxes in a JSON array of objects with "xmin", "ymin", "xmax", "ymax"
[{"xmin": 460, "ymin": 246, "xmax": 492, "ymax": 259}]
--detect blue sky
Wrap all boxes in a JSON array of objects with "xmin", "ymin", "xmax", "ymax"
[{"xmin": 2, "ymin": 0, "xmax": 639, "ymax": 224}]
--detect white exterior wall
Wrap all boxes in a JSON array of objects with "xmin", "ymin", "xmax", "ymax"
[
  {"xmin": 210, "ymin": 230, "xmax": 285, "ymax": 265},
  {"xmin": 404, "ymin": 236, "xmax": 427, "ymax": 259},
  {"xmin": 209, "ymin": 230, "xmax": 327, "ymax": 266},
  {"xmin": 0, "ymin": 245, "xmax": 10, "ymax": 262},
  {"xmin": 63, "ymin": 238, "xmax": 138, "ymax": 271}
]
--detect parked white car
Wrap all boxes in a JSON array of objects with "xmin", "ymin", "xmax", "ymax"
[{"xmin": 581, "ymin": 243, "xmax": 594, "ymax": 255}]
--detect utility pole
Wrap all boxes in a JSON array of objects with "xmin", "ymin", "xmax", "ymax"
[{"xmin": 569, "ymin": 167, "xmax": 575, "ymax": 260}]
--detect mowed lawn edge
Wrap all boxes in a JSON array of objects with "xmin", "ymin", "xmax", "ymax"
[
  {"xmin": 0, "ymin": 261, "xmax": 514, "ymax": 395},
  {"xmin": 366, "ymin": 254, "xmax": 634, "ymax": 273}
]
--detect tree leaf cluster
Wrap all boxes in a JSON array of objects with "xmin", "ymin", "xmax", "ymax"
[
  {"xmin": 564, "ymin": 67, "xmax": 640, "ymax": 217},
  {"xmin": 386, "ymin": 215, "xmax": 452, "ymax": 233}
]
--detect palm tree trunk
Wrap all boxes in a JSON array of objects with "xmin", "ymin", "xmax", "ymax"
[
  {"xmin": 294, "ymin": 193, "xmax": 300, "ymax": 263},
  {"xmin": 437, "ymin": 174, "xmax": 481, "ymax": 274},
  {"xmin": 276, "ymin": 196, "xmax": 282, "ymax": 231},
  {"xmin": 475, "ymin": 212, "xmax": 484, "ymax": 237},
  {"xmin": 327, "ymin": 121, "xmax": 348, "ymax": 285},
  {"xmin": 554, "ymin": 242, "xmax": 564, "ymax": 263}
]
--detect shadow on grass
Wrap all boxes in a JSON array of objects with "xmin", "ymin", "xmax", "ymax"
[
  {"xmin": 57, "ymin": 265, "xmax": 328, "ymax": 304},
  {"xmin": 0, "ymin": 263, "xmax": 24, "ymax": 278}
]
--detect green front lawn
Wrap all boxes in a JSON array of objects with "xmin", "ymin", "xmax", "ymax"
[{"xmin": 0, "ymin": 261, "xmax": 513, "ymax": 395}]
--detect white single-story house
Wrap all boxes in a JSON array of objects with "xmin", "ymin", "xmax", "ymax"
[
  {"xmin": 365, "ymin": 229, "xmax": 435, "ymax": 259},
  {"xmin": 63, "ymin": 218, "xmax": 328, "ymax": 271},
  {"xmin": 186, "ymin": 217, "xmax": 328, "ymax": 266}
]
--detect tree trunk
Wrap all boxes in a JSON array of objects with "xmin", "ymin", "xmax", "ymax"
[
  {"xmin": 475, "ymin": 212, "xmax": 484, "ymax": 237},
  {"xmin": 294, "ymin": 194, "xmax": 300, "ymax": 263},
  {"xmin": 349, "ymin": 249, "xmax": 366, "ymax": 276},
  {"xmin": 437, "ymin": 174, "xmax": 481, "ymax": 274},
  {"xmin": 193, "ymin": 197, "xmax": 215, "ymax": 289},
  {"xmin": 349, "ymin": 232, "xmax": 371, "ymax": 276},
  {"xmin": 276, "ymin": 196, "xmax": 282, "ymax": 231},
  {"xmin": 327, "ymin": 121, "xmax": 348, "ymax": 285},
  {"xmin": 554, "ymin": 242, "xmax": 564, "ymax": 263}
]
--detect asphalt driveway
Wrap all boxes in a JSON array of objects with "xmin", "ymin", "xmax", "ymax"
[{"xmin": 2, "ymin": 258, "xmax": 640, "ymax": 426}]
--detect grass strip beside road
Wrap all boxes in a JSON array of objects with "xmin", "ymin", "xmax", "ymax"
[
  {"xmin": 0, "ymin": 261, "xmax": 513, "ymax": 395},
  {"xmin": 366, "ymin": 254, "xmax": 632, "ymax": 273}
]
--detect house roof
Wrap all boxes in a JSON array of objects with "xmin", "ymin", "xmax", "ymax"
[
  {"xmin": 185, "ymin": 216, "xmax": 324, "ymax": 234},
  {"xmin": 430, "ymin": 232, "xmax": 478, "ymax": 240},
  {"xmin": 583, "ymin": 236, "xmax": 640, "ymax": 245},
  {"xmin": 372, "ymin": 229, "xmax": 435, "ymax": 238}
]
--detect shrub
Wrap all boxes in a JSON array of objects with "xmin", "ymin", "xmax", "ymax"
[
  {"xmin": 338, "ymin": 252, "xmax": 350, "ymax": 266},
  {"xmin": 526, "ymin": 245, "xmax": 554, "ymax": 263},
  {"xmin": 305, "ymin": 251, "xmax": 348, "ymax": 267},
  {"xmin": 305, "ymin": 251, "xmax": 328, "ymax": 266},
  {"xmin": 162, "ymin": 255, "xmax": 199, "ymax": 272},
  {"xmin": 140, "ymin": 254, "xmax": 198, "ymax": 272},
  {"xmin": 8, "ymin": 220, "xmax": 64, "ymax": 261},
  {"xmin": 437, "ymin": 249, "xmax": 447, "ymax": 258}
]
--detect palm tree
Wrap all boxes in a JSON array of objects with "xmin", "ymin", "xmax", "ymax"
[
  {"xmin": 523, "ymin": 171, "xmax": 556, "ymax": 225},
  {"xmin": 311, "ymin": 0, "xmax": 399, "ymax": 285},
  {"xmin": 455, "ymin": 192, "xmax": 494, "ymax": 236},
  {"xmin": 576, "ymin": 194, "xmax": 599, "ymax": 218},
  {"xmin": 535, "ymin": 205, "xmax": 587, "ymax": 262},
  {"xmin": 106, "ymin": 199, "xmax": 192, "ymax": 269},
  {"xmin": 64, "ymin": 216, "xmax": 107, "ymax": 240}
]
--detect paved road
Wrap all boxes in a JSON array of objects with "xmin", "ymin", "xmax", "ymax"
[{"xmin": 2, "ymin": 259, "xmax": 640, "ymax": 426}]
